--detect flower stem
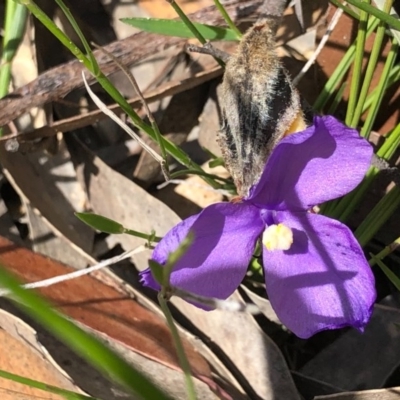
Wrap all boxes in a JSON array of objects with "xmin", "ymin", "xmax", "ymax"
[{"xmin": 158, "ymin": 293, "xmax": 197, "ymax": 400}]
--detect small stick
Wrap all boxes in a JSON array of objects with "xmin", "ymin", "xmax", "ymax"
[
  {"xmin": 82, "ymin": 72, "xmax": 167, "ymax": 173},
  {"xmin": 0, "ymin": 246, "xmax": 145, "ymax": 297},
  {"xmin": 186, "ymin": 42, "xmax": 230, "ymax": 63}
]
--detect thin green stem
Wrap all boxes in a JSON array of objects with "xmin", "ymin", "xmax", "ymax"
[
  {"xmin": 355, "ymin": 185, "xmax": 400, "ymax": 246},
  {"xmin": 361, "ymin": 39, "xmax": 398, "ymax": 138},
  {"xmin": 351, "ymin": 0, "xmax": 394, "ymax": 128},
  {"xmin": 369, "ymin": 236, "xmax": 400, "ymax": 266},
  {"xmin": 158, "ymin": 293, "xmax": 197, "ymax": 400},
  {"xmin": 327, "ymin": 81, "xmax": 347, "ymax": 115},
  {"xmin": 213, "ymin": 0, "xmax": 242, "ymax": 38},
  {"xmin": 0, "ymin": 369, "xmax": 97, "ymax": 400},
  {"xmin": 54, "ymin": 0, "xmax": 99, "ymax": 75},
  {"xmin": 346, "ymin": 0, "xmax": 370, "ymax": 126},
  {"xmin": 329, "ymin": 0, "xmax": 361, "ymax": 20},
  {"xmin": 0, "ymin": 0, "xmax": 28, "ymax": 98},
  {"xmin": 166, "ymin": 0, "xmax": 225, "ymax": 67},
  {"xmin": 313, "ymin": 16, "xmax": 379, "ymax": 111},
  {"xmin": 362, "ymin": 64, "xmax": 400, "ymax": 113},
  {"xmin": 373, "ymin": 257, "xmax": 400, "ymax": 291},
  {"xmin": 169, "ymin": 168, "xmax": 231, "ymax": 183},
  {"xmin": 346, "ymin": 0, "xmax": 400, "ymax": 30},
  {"xmin": 167, "ymin": 0, "xmax": 206, "ymax": 44},
  {"xmin": 19, "ymin": 0, "xmax": 90, "ymax": 65},
  {"xmin": 123, "ymin": 228, "xmax": 162, "ymax": 242}
]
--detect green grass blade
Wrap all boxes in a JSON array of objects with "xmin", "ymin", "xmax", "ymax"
[
  {"xmin": 350, "ymin": 0, "xmax": 393, "ymax": 128},
  {"xmin": 346, "ymin": 0, "xmax": 400, "ymax": 31},
  {"xmin": 361, "ymin": 39, "xmax": 398, "ymax": 138},
  {"xmin": 372, "ymin": 256, "xmax": 400, "ymax": 291},
  {"xmin": 369, "ymin": 236, "xmax": 400, "ymax": 267},
  {"xmin": 213, "ymin": 0, "xmax": 242, "ymax": 38},
  {"xmin": 313, "ymin": 16, "xmax": 379, "ymax": 111},
  {"xmin": 121, "ymin": 18, "xmax": 238, "ymax": 40},
  {"xmin": 0, "ymin": 369, "xmax": 98, "ymax": 400},
  {"xmin": 0, "ymin": 1, "xmax": 28, "ymax": 100},
  {"xmin": 345, "ymin": 0, "xmax": 370, "ymax": 127},
  {"xmin": 355, "ymin": 186, "xmax": 400, "ymax": 246},
  {"xmin": 0, "ymin": 266, "xmax": 173, "ymax": 400},
  {"xmin": 329, "ymin": 0, "xmax": 361, "ymax": 19},
  {"xmin": 54, "ymin": 0, "xmax": 99, "ymax": 75}
]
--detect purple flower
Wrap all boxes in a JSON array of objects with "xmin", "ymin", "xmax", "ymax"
[{"xmin": 141, "ymin": 116, "xmax": 376, "ymax": 339}]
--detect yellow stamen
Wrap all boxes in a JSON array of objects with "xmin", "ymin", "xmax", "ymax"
[
  {"xmin": 262, "ymin": 223, "xmax": 293, "ymax": 251},
  {"xmin": 284, "ymin": 111, "xmax": 308, "ymax": 136}
]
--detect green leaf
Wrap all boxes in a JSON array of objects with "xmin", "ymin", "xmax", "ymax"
[
  {"xmin": 164, "ymin": 232, "xmax": 193, "ymax": 284},
  {"xmin": 120, "ymin": 18, "xmax": 238, "ymax": 41},
  {"xmin": 345, "ymin": 0, "xmax": 400, "ymax": 31},
  {"xmin": 75, "ymin": 212, "xmax": 124, "ymax": 234},
  {"xmin": 372, "ymin": 255, "xmax": 400, "ymax": 291},
  {"xmin": 148, "ymin": 259, "xmax": 165, "ymax": 287},
  {"xmin": 208, "ymin": 157, "xmax": 225, "ymax": 168}
]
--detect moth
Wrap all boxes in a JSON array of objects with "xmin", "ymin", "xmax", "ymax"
[{"xmin": 218, "ymin": 17, "xmax": 313, "ymax": 198}]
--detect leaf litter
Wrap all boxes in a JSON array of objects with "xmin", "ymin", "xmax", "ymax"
[{"xmin": 0, "ymin": 0, "xmax": 400, "ymax": 399}]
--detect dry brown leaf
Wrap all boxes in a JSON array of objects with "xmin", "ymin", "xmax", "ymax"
[
  {"xmin": 300, "ymin": 304, "xmax": 400, "ymax": 390},
  {"xmin": 171, "ymin": 292, "xmax": 301, "ymax": 400},
  {"xmin": 0, "ymin": 309, "xmax": 83, "ymax": 400},
  {"xmin": 0, "ymin": 234, "xmax": 242, "ymax": 398},
  {"xmin": 66, "ymin": 135, "xmax": 181, "ymax": 270},
  {"xmin": 314, "ymin": 387, "xmax": 400, "ymax": 400},
  {"xmin": 0, "ymin": 145, "xmax": 94, "ymax": 256},
  {"xmin": 240, "ymin": 285, "xmax": 280, "ymax": 325}
]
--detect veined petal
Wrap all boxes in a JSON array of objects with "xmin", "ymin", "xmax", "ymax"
[
  {"xmin": 140, "ymin": 202, "xmax": 264, "ymax": 302},
  {"xmin": 262, "ymin": 212, "xmax": 376, "ymax": 339},
  {"xmin": 248, "ymin": 116, "xmax": 373, "ymax": 210}
]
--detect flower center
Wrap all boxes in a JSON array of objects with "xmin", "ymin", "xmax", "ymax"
[{"xmin": 262, "ymin": 223, "xmax": 293, "ymax": 251}]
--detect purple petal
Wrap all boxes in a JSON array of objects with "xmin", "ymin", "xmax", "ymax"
[
  {"xmin": 248, "ymin": 116, "xmax": 373, "ymax": 210},
  {"xmin": 140, "ymin": 202, "xmax": 264, "ymax": 302},
  {"xmin": 262, "ymin": 212, "xmax": 376, "ymax": 339}
]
